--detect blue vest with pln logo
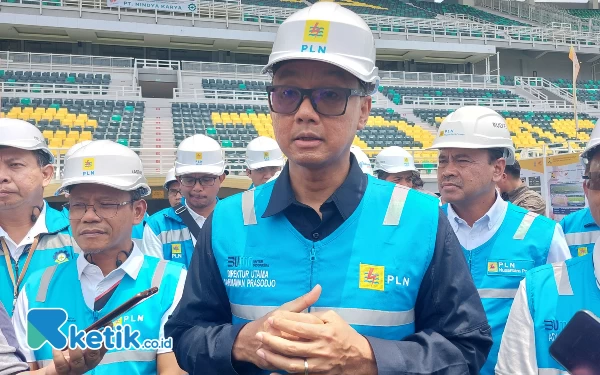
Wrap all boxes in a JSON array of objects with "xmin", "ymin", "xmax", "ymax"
[
  {"xmin": 442, "ymin": 202, "xmax": 554, "ymax": 375},
  {"xmin": 212, "ymin": 176, "xmax": 439, "ymax": 343},
  {"xmin": 0, "ymin": 203, "xmax": 76, "ymax": 317},
  {"xmin": 24, "ymin": 255, "xmax": 183, "ymax": 375},
  {"xmin": 559, "ymin": 207, "xmax": 600, "ymax": 258},
  {"xmin": 526, "ymin": 254, "xmax": 600, "ymax": 373},
  {"xmin": 144, "ymin": 203, "xmax": 194, "ymax": 267}
]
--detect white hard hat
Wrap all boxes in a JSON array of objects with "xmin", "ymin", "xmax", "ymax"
[
  {"xmin": 262, "ymin": 2, "xmax": 380, "ymax": 94},
  {"xmin": 64, "ymin": 141, "xmax": 92, "ymax": 161},
  {"xmin": 350, "ymin": 145, "xmax": 374, "ymax": 176},
  {"xmin": 56, "ymin": 140, "xmax": 150, "ymax": 196},
  {"xmin": 581, "ymin": 120, "xmax": 600, "ymax": 165},
  {"xmin": 374, "ymin": 146, "xmax": 417, "ymax": 174},
  {"xmin": 0, "ymin": 118, "xmax": 54, "ymax": 163},
  {"xmin": 164, "ymin": 167, "xmax": 177, "ymax": 190},
  {"xmin": 430, "ymin": 106, "xmax": 515, "ymax": 165},
  {"xmin": 246, "ymin": 136, "xmax": 285, "ymax": 170},
  {"xmin": 175, "ymin": 134, "xmax": 226, "ymax": 176}
]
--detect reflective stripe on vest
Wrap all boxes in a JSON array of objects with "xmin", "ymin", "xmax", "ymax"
[
  {"xmin": 477, "ymin": 288, "xmax": 518, "ymax": 299},
  {"xmin": 36, "ymin": 259, "xmax": 168, "ymax": 304},
  {"xmin": 132, "ymin": 238, "xmax": 143, "ymax": 250},
  {"xmin": 538, "ymin": 368, "xmax": 569, "ymax": 375},
  {"xmin": 158, "ymin": 228, "xmax": 192, "ymax": 244},
  {"xmin": 230, "ymin": 303, "xmax": 414, "ymax": 327},
  {"xmin": 37, "ymin": 350, "xmax": 156, "ymax": 368},
  {"xmin": 552, "ymin": 262, "xmax": 574, "ymax": 296},
  {"xmin": 241, "ymin": 184, "xmax": 409, "ymax": 226},
  {"xmin": 565, "ymin": 230, "xmax": 600, "ymax": 246},
  {"xmin": 37, "ymin": 233, "xmax": 73, "ymax": 250},
  {"xmin": 513, "ymin": 212, "xmax": 539, "ymax": 240}
]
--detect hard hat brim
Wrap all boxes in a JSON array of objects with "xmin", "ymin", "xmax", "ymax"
[
  {"xmin": 246, "ymin": 159, "xmax": 286, "ymax": 170},
  {"xmin": 374, "ymin": 165, "xmax": 417, "ymax": 174},
  {"xmin": 56, "ymin": 177, "xmax": 151, "ymax": 197},
  {"xmin": 175, "ymin": 165, "xmax": 226, "ymax": 177},
  {"xmin": 0, "ymin": 139, "xmax": 55, "ymax": 164}
]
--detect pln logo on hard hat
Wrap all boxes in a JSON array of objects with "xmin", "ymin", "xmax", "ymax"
[
  {"xmin": 403, "ymin": 157, "xmax": 409, "ymax": 166},
  {"xmin": 263, "ymin": 151, "xmax": 270, "ymax": 161},
  {"xmin": 195, "ymin": 152, "xmax": 203, "ymax": 165},
  {"xmin": 82, "ymin": 158, "xmax": 95, "ymax": 176},
  {"xmin": 301, "ymin": 20, "xmax": 330, "ymax": 54}
]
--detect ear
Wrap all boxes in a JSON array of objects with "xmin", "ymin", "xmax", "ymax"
[
  {"xmin": 357, "ymin": 96, "xmax": 371, "ymax": 131},
  {"xmin": 492, "ymin": 158, "xmax": 507, "ymax": 183},
  {"xmin": 40, "ymin": 164, "xmax": 55, "ymax": 188},
  {"xmin": 246, "ymin": 169, "xmax": 251, "ymax": 177},
  {"xmin": 132, "ymin": 199, "xmax": 147, "ymax": 225},
  {"xmin": 218, "ymin": 173, "xmax": 226, "ymax": 183},
  {"xmin": 584, "ymin": 179, "xmax": 589, "ymax": 197}
]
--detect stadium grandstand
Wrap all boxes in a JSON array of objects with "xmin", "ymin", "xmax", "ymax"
[{"xmin": 0, "ymin": 0, "xmax": 598, "ymax": 204}]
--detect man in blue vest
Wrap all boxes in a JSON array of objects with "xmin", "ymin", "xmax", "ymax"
[
  {"xmin": 246, "ymin": 136, "xmax": 285, "ymax": 189},
  {"xmin": 12, "ymin": 140, "xmax": 187, "ymax": 375},
  {"xmin": 0, "ymin": 118, "xmax": 76, "ymax": 317},
  {"xmin": 164, "ymin": 168, "xmax": 182, "ymax": 209},
  {"xmin": 142, "ymin": 135, "xmax": 226, "ymax": 266},
  {"xmin": 559, "ymin": 125, "xmax": 600, "ymax": 258},
  {"xmin": 165, "ymin": 3, "xmax": 492, "ymax": 375},
  {"xmin": 431, "ymin": 106, "xmax": 571, "ymax": 375}
]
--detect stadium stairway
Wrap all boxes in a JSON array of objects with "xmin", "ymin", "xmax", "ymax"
[
  {"xmin": 141, "ymin": 98, "xmax": 175, "ymax": 175},
  {"xmin": 373, "ymin": 90, "xmax": 440, "ymax": 138}
]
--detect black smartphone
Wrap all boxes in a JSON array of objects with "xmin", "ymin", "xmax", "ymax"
[
  {"xmin": 84, "ymin": 287, "xmax": 158, "ymax": 333},
  {"xmin": 549, "ymin": 310, "xmax": 600, "ymax": 375}
]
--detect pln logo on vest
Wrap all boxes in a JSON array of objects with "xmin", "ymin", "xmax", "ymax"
[
  {"xmin": 171, "ymin": 244, "xmax": 182, "ymax": 259},
  {"xmin": 487, "ymin": 261, "xmax": 498, "ymax": 273},
  {"xmin": 578, "ymin": 246, "xmax": 588, "ymax": 257},
  {"xmin": 301, "ymin": 20, "xmax": 329, "ymax": 54},
  {"xmin": 359, "ymin": 264, "xmax": 384, "ymax": 291}
]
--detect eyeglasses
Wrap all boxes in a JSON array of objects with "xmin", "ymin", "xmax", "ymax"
[
  {"xmin": 180, "ymin": 176, "xmax": 218, "ymax": 187},
  {"xmin": 584, "ymin": 172, "xmax": 600, "ymax": 190},
  {"xmin": 266, "ymin": 85, "xmax": 366, "ymax": 116},
  {"xmin": 168, "ymin": 189, "xmax": 182, "ymax": 196},
  {"xmin": 64, "ymin": 201, "xmax": 133, "ymax": 220}
]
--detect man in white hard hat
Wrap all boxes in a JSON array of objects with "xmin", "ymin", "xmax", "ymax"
[
  {"xmin": 166, "ymin": 4, "xmax": 492, "ymax": 375},
  {"xmin": 13, "ymin": 140, "xmax": 186, "ymax": 375},
  {"xmin": 350, "ymin": 145, "xmax": 374, "ymax": 175},
  {"xmin": 164, "ymin": 168, "xmax": 182, "ymax": 208},
  {"xmin": 431, "ymin": 105, "xmax": 570, "ymax": 375},
  {"xmin": 374, "ymin": 146, "xmax": 417, "ymax": 188},
  {"xmin": 0, "ymin": 118, "xmax": 77, "ymax": 317},
  {"xmin": 558, "ymin": 125, "xmax": 600, "ymax": 258},
  {"xmin": 246, "ymin": 136, "xmax": 285, "ymax": 188},
  {"xmin": 142, "ymin": 135, "xmax": 226, "ymax": 266}
]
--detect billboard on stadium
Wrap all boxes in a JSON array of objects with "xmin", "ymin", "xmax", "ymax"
[{"xmin": 107, "ymin": 0, "xmax": 197, "ymax": 13}]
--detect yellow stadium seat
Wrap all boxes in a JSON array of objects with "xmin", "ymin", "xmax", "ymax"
[
  {"xmin": 34, "ymin": 108, "xmax": 45, "ymax": 114},
  {"xmin": 65, "ymin": 114, "xmax": 76, "ymax": 121},
  {"xmin": 61, "ymin": 119, "xmax": 73, "ymax": 127},
  {"xmin": 42, "ymin": 130, "xmax": 54, "ymax": 139},
  {"xmin": 6, "ymin": 113, "xmax": 18, "ymax": 119},
  {"xmin": 80, "ymin": 131, "xmax": 92, "ymax": 141},
  {"xmin": 74, "ymin": 119, "xmax": 85, "ymax": 127},
  {"xmin": 49, "ymin": 138, "xmax": 63, "ymax": 148},
  {"xmin": 68, "ymin": 131, "xmax": 79, "ymax": 140},
  {"xmin": 46, "ymin": 108, "xmax": 56, "ymax": 115},
  {"xmin": 23, "ymin": 107, "xmax": 34, "ymax": 114},
  {"xmin": 86, "ymin": 119, "xmax": 98, "ymax": 127},
  {"xmin": 62, "ymin": 138, "xmax": 76, "ymax": 148},
  {"xmin": 54, "ymin": 130, "xmax": 67, "ymax": 139},
  {"xmin": 18, "ymin": 113, "xmax": 30, "ymax": 121}
]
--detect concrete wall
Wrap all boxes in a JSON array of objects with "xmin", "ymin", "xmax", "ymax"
[{"xmin": 474, "ymin": 49, "xmax": 595, "ymax": 80}]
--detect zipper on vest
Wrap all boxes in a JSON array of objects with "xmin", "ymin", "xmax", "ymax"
[
  {"xmin": 468, "ymin": 249, "xmax": 473, "ymax": 271},
  {"xmin": 309, "ymin": 245, "xmax": 316, "ymax": 290}
]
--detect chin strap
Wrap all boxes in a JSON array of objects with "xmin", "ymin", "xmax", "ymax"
[{"xmin": 85, "ymin": 243, "xmax": 134, "ymax": 268}]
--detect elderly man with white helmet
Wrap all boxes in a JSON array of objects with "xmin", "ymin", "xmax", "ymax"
[
  {"xmin": 246, "ymin": 136, "xmax": 285, "ymax": 188},
  {"xmin": 0, "ymin": 118, "xmax": 76, "ymax": 317},
  {"xmin": 431, "ymin": 106, "xmax": 570, "ymax": 375},
  {"xmin": 143, "ymin": 135, "xmax": 226, "ymax": 266},
  {"xmin": 163, "ymin": 168, "xmax": 182, "ymax": 208},
  {"xmin": 374, "ymin": 146, "xmax": 417, "ymax": 188},
  {"xmin": 12, "ymin": 140, "xmax": 186, "ymax": 375},
  {"xmin": 166, "ymin": 4, "xmax": 491, "ymax": 375}
]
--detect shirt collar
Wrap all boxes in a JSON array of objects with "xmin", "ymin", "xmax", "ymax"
[
  {"xmin": 263, "ymin": 154, "xmax": 367, "ymax": 219},
  {"xmin": 76, "ymin": 242, "xmax": 144, "ymax": 281},
  {"xmin": 0, "ymin": 202, "xmax": 48, "ymax": 244},
  {"xmin": 185, "ymin": 200, "xmax": 205, "ymax": 222},
  {"xmin": 447, "ymin": 192, "xmax": 507, "ymax": 231}
]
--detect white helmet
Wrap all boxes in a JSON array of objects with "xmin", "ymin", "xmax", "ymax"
[
  {"xmin": 374, "ymin": 146, "xmax": 417, "ymax": 174},
  {"xmin": 581, "ymin": 120, "xmax": 600, "ymax": 165},
  {"xmin": 65, "ymin": 140, "xmax": 92, "ymax": 161},
  {"xmin": 0, "ymin": 118, "xmax": 54, "ymax": 163},
  {"xmin": 262, "ymin": 2, "xmax": 379, "ymax": 94},
  {"xmin": 246, "ymin": 136, "xmax": 285, "ymax": 170},
  {"xmin": 350, "ymin": 145, "xmax": 374, "ymax": 176},
  {"xmin": 164, "ymin": 167, "xmax": 177, "ymax": 190},
  {"xmin": 56, "ymin": 140, "xmax": 150, "ymax": 196},
  {"xmin": 430, "ymin": 106, "xmax": 516, "ymax": 165},
  {"xmin": 175, "ymin": 134, "xmax": 226, "ymax": 176}
]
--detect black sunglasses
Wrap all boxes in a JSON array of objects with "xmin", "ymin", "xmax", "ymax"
[{"xmin": 266, "ymin": 85, "xmax": 366, "ymax": 116}]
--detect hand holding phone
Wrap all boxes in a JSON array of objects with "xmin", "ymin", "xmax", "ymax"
[{"xmin": 549, "ymin": 310, "xmax": 600, "ymax": 375}]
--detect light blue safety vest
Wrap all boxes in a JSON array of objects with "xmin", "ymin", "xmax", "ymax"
[
  {"xmin": 132, "ymin": 212, "xmax": 149, "ymax": 249},
  {"xmin": 526, "ymin": 254, "xmax": 597, "ymax": 374},
  {"xmin": 442, "ymin": 202, "xmax": 555, "ymax": 375},
  {"xmin": 559, "ymin": 207, "xmax": 600, "ymax": 257},
  {"xmin": 144, "ymin": 199, "xmax": 194, "ymax": 267},
  {"xmin": 212, "ymin": 176, "xmax": 439, "ymax": 343},
  {"xmin": 24, "ymin": 254, "xmax": 184, "ymax": 374},
  {"xmin": 0, "ymin": 203, "xmax": 75, "ymax": 317}
]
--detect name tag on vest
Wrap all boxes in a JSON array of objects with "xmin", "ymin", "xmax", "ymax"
[{"xmin": 487, "ymin": 259, "xmax": 535, "ymax": 276}]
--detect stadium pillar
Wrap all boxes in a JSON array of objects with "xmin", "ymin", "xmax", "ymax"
[
  {"xmin": 458, "ymin": 0, "xmax": 475, "ymax": 6},
  {"xmin": 590, "ymin": 0, "xmax": 599, "ymax": 10}
]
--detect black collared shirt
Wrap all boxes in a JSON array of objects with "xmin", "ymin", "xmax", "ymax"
[
  {"xmin": 262, "ymin": 155, "xmax": 367, "ymax": 241},
  {"xmin": 165, "ymin": 156, "xmax": 492, "ymax": 375}
]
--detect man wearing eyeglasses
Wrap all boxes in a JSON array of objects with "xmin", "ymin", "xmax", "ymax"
[
  {"xmin": 142, "ymin": 135, "xmax": 226, "ymax": 267},
  {"xmin": 558, "ymin": 126, "xmax": 600, "ymax": 258},
  {"xmin": 166, "ymin": 3, "xmax": 491, "ymax": 375},
  {"xmin": 12, "ymin": 140, "xmax": 186, "ymax": 375}
]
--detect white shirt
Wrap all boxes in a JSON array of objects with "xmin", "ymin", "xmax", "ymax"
[
  {"xmin": 496, "ymin": 242, "xmax": 600, "ymax": 375},
  {"xmin": 0, "ymin": 203, "xmax": 48, "ymax": 260},
  {"xmin": 12, "ymin": 244, "xmax": 187, "ymax": 362},
  {"xmin": 141, "ymin": 201, "xmax": 206, "ymax": 259},
  {"xmin": 446, "ymin": 193, "xmax": 571, "ymax": 263}
]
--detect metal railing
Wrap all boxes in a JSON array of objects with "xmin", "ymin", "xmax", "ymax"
[
  {"xmin": 136, "ymin": 59, "xmax": 181, "ymax": 70},
  {"xmin": 0, "ymin": 51, "xmax": 134, "ymax": 72},
  {"xmin": 173, "ymin": 88, "xmax": 267, "ymax": 101},
  {"xmin": 181, "ymin": 61, "xmax": 264, "ymax": 79},
  {"xmin": 515, "ymin": 76, "xmax": 574, "ymax": 102},
  {"xmin": 401, "ymin": 96, "xmax": 575, "ymax": 110},
  {"xmin": 0, "ymin": 82, "xmax": 140, "ymax": 97}
]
